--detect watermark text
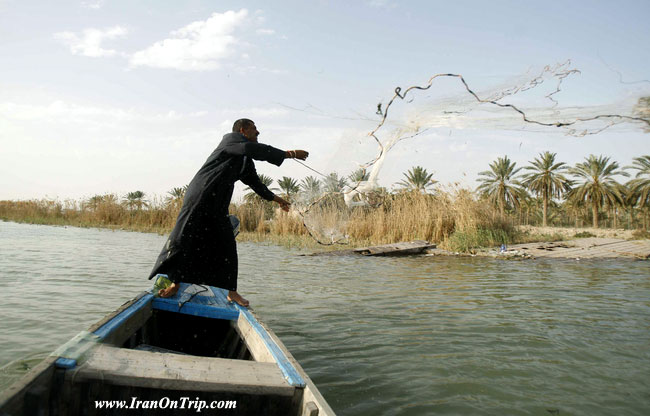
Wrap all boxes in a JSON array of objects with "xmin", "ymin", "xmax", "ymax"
[{"xmin": 94, "ymin": 397, "xmax": 236, "ymax": 412}]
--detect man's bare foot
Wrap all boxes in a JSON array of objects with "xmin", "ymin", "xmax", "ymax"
[
  {"xmin": 227, "ymin": 290, "xmax": 250, "ymax": 307},
  {"xmin": 158, "ymin": 282, "xmax": 180, "ymax": 298}
]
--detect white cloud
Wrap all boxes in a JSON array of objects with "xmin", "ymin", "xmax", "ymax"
[
  {"xmin": 81, "ymin": 0, "xmax": 104, "ymax": 9},
  {"xmin": 256, "ymin": 28, "xmax": 275, "ymax": 36},
  {"xmin": 366, "ymin": 0, "xmax": 396, "ymax": 8},
  {"xmin": 130, "ymin": 9, "xmax": 249, "ymax": 71},
  {"xmin": 0, "ymin": 100, "xmax": 212, "ymax": 126},
  {"xmin": 448, "ymin": 141, "xmax": 468, "ymax": 152},
  {"xmin": 54, "ymin": 26, "xmax": 127, "ymax": 57}
]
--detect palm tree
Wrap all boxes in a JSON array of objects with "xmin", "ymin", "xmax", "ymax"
[
  {"xmin": 627, "ymin": 156, "xmax": 650, "ymax": 207},
  {"xmin": 167, "ymin": 186, "xmax": 187, "ymax": 200},
  {"xmin": 85, "ymin": 194, "xmax": 104, "ymax": 211},
  {"xmin": 567, "ymin": 155, "xmax": 629, "ymax": 228},
  {"xmin": 476, "ymin": 156, "xmax": 525, "ymax": 217},
  {"xmin": 244, "ymin": 174, "xmax": 278, "ymax": 203},
  {"xmin": 348, "ymin": 168, "xmax": 370, "ymax": 184},
  {"xmin": 166, "ymin": 185, "xmax": 188, "ymax": 210},
  {"xmin": 396, "ymin": 166, "xmax": 437, "ymax": 192},
  {"xmin": 300, "ymin": 176, "xmax": 322, "ymax": 203},
  {"xmin": 323, "ymin": 172, "xmax": 348, "ymax": 193},
  {"xmin": 124, "ymin": 191, "xmax": 148, "ymax": 210},
  {"xmin": 277, "ymin": 176, "xmax": 300, "ymax": 201},
  {"xmin": 520, "ymin": 151, "xmax": 573, "ymax": 227},
  {"xmin": 627, "ymin": 155, "xmax": 650, "ymax": 229}
]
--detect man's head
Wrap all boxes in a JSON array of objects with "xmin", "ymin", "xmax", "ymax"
[{"xmin": 232, "ymin": 118, "xmax": 259, "ymax": 143}]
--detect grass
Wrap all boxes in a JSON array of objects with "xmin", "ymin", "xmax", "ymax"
[
  {"xmin": 631, "ymin": 229, "xmax": 650, "ymax": 240},
  {"xmin": 3, "ymin": 187, "xmax": 644, "ymax": 253}
]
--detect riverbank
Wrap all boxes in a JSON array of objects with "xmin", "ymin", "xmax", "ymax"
[{"xmin": 2, "ymin": 196, "xmax": 648, "ymax": 253}]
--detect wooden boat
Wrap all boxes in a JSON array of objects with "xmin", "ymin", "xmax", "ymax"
[{"xmin": 0, "ymin": 283, "xmax": 335, "ymax": 415}]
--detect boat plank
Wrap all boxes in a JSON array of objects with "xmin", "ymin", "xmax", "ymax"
[{"xmin": 72, "ymin": 345, "xmax": 295, "ymax": 397}]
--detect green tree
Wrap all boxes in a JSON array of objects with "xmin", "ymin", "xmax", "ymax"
[
  {"xmin": 567, "ymin": 155, "xmax": 629, "ymax": 228},
  {"xmin": 626, "ymin": 155, "xmax": 650, "ymax": 229},
  {"xmin": 477, "ymin": 156, "xmax": 525, "ymax": 216},
  {"xmin": 85, "ymin": 194, "xmax": 104, "ymax": 211},
  {"xmin": 627, "ymin": 155, "xmax": 650, "ymax": 208},
  {"xmin": 124, "ymin": 191, "xmax": 148, "ymax": 210},
  {"xmin": 299, "ymin": 176, "xmax": 322, "ymax": 203},
  {"xmin": 348, "ymin": 168, "xmax": 370, "ymax": 184},
  {"xmin": 520, "ymin": 151, "xmax": 573, "ymax": 227},
  {"xmin": 323, "ymin": 172, "xmax": 348, "ymax": 193},
  {"xmin": 166, "ymin": 185, "xmax": 188, "ymax": 208},
  {"xmin": 396, "ymin": 166, "xmax": 437, "ymax": 192},
  {"xmin": 277, "ymin": 176, "xmax": 300, "ymax": 201},
  {"xmin": 244, "ymin": 174, "xmax": 278, "ymax": 203}
]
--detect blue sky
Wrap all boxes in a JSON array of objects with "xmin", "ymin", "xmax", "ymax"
[{"xmin": 1, "ymin": 0, "xmax": 649, "ymax": 201}]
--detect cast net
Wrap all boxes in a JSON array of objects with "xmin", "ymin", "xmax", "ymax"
[{"xmin": 289, "ymin": 61, "xmax": 650, "ymax": 245}]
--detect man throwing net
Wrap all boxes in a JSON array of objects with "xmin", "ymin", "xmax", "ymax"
[{"xmin": 148, "ymin": 118, "xmax": 309, "ymax": 307}]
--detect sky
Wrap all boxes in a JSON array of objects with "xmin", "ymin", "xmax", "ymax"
[{"xmin": 1, "ymin": 0, "xmax": 649, "ymax": 202}]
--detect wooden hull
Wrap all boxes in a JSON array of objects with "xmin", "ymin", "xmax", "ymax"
[{"xmin": 0, "ymin": 284, "xmax": 334, "ymax": 415}]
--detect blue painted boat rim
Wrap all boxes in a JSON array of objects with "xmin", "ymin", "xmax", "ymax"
[
  {"xmin": 53, "ymin": 284, "xmax": 306, "ymax": 389},
  {"xmin": 93, "ymin": 293, "xmax": 153, "ymax": 339},
  {"xmin": 210, "ymin": 287, "xmax": 307, "ymax": 388},
  {"xmin": 54, "ymin": 293, "xmax": 153, "ymax": 368}
]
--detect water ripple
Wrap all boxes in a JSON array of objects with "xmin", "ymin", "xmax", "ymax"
[{"xmin": 1, "ymin": 222, "xmax": 649, "ymax": 415}]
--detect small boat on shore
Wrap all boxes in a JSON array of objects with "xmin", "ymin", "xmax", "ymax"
[{"xmin": 0, "ymin": 283, "xmax": 335, "ymax": 415}]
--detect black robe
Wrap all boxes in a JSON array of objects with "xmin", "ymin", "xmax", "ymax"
[{"xmin": 148, "ymin": 132, "xmax": 285, "ymax": 290}]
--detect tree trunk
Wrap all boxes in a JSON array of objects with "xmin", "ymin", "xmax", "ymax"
[
  {"xmin": 592, "ymin": 200, "xmax": 599, "ymax": 228},
  {"xmin": 613, "ymin": 207, "xmax": 617, "ymax": 229},
  {"xmin": 542, "ymin": 189, "xmax": 548, "ymax": 227},
  {"xmin": 628, "ymin": 210, "xmax": 633, "ymax": 230}
]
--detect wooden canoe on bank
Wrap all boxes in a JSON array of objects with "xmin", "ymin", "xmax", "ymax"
[
  {"xmin": 306, "ymin": 240, "xmax": 436, "ymax": 257},
  {"xmin": 0, "ymin": 284, "xmax": 335, "ymax": 416}
]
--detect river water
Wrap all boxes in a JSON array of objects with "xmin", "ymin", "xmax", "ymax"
[{"xmin": 0, "ymin": 221, "xmax": 649, "ymax": 415}]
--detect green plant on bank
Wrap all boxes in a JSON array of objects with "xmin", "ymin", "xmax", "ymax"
[
  {"xmin": 244, "ymin": 174, "xmax": 277, "ymax": 203},
  {"xmin": 396, "ymin": 166, "xmax": 437, "ymax": 193},
  {"xmin": 567, "ymin": 155, "xmax": 628, "ymax": 228},
  {"xmin": 520, "ymin": 151, "xmax": 573, "ymax": 227},
  {"xmin": 166, "ymin": 186, "xmax": 187, "ymax": 208},
  {"xmin": 323, "ymin": 172, "xmax": 348, "ymax": 193},
  {"xmin": 348, "ymin": 168, "xmax": 370, "ymax": 184},
  {"xmin": 277, "ymin": 176, "xmax": 300, "ymax": 201},
  {"xmin": 631, "ymin": 229, "xmax": 650, "ymax": 239},
  {"xmin": 4, "ymin": 153, "xmax": 650, "ymax": 253},
  {"xmin": 477, "ymin": 156, "xmax": 526, "ymax": 217},
  {"xmin": 627, "ymin": 156, "xmax": 650, "ymax": 208},
  {"xmin": 443, "ymin": 228, "xmax": 512, "ymax": 253},
  {"xmin": 123, "ymin": 191, "xmax": 148, "ymax": 210},
  {"xmin": 573, "ymin": 231, "xmax": 596, "ymax": 238},
  {"xmin": 299, "ymin": 176, "xmax": 322, "ymax": 204}
]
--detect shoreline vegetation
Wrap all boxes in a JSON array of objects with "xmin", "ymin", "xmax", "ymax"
[
  {"xmin": 1, "ymin": 186, "xmax": 648, "ymax": 253},
  {"xmin": 2, "ymin": 152, "xmax": 649, "ymax": 252}
]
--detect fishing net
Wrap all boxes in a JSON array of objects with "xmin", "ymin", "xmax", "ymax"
[{"xmin": 290, "ymin": 61, "xmax": 650, "ymax": 245}]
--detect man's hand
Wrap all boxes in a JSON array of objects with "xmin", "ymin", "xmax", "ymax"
[
  {"xmin": 286, "ymin": 150, "xmax": 309, "ymax": 161},
  {"xmin": 273, "ymin": 195, "xmax": 290, "ymax": 212}
]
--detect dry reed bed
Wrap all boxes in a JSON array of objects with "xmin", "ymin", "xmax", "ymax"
[{"xmin": 1, "ymin": 189, "xmax": 516, "ymax": 251}]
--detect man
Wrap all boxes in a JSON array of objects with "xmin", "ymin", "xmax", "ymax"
[{"xmin": 149, "ymin": 118, "xmax": 308, "ymax": 307}]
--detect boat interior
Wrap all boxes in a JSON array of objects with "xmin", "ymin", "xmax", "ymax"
[{"xmin": 0, "ymin": 284, "xmax": 331, "ymax": 416}]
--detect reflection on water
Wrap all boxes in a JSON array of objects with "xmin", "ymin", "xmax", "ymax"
[{"xmin": 1, "ymin": 221, "xmax": 649, "ymax": 415}]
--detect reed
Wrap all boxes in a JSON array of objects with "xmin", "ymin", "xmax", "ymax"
[
  {"xmin": 0, "ymin": 195, "xmax": 179, "ymax": 234},
  {"xmin": 0, "ymin": 187, "xmax": 516, "ymax": 251}
]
